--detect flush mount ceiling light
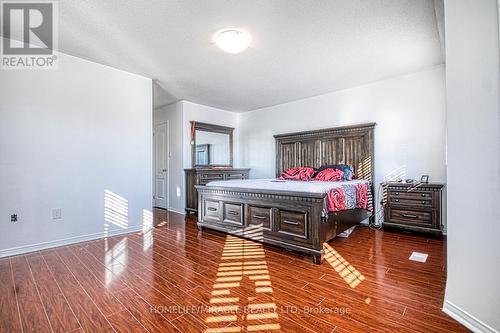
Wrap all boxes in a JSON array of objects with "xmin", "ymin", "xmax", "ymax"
[{"xmin": 213, "ymin": 29, "xmax": 251, "ymax": 54}]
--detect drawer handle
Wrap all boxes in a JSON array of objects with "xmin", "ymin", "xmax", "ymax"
[
  {"xmin": 394, "ymin": 192, "xmax": 399, "ymax": 196},
  {"xmin": 401, "ymin": 214, "xmax": 418, "ymax": 219},
  {"xmin": 421, "ymin": 194, "xmax": 427, "ymax": 197},
  {"xmin": 207, "ymin": 207, "xmax": 217, "ymax": 212},
  {"xmin": 253, "ymin": 215, "xmax": 267, "ymax": 220},
  {"xmin": 228, "ymin": 210, "xmax": 239, "ymax": 216},
  {"xmin": 421, "ymin": 201, "xmax": 426, "ymax": 204},
  {"xmin": 283, "ymin": 219, "xmax": 300, "ymax": 226},
  {"xmin": 395, "ymin": 199, "xmax": 400, "ymax": 202}
]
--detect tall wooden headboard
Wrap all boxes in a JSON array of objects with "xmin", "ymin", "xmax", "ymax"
[{"xmin": 274, "ymin": 123, "xmax": 376, "ymax": 182}]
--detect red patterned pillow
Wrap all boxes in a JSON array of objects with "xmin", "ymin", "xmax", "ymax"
[
  {"xmin": 314, "ymin": 168, "xmax": 344, "ymax": 182},
  {"xmin": 279, "ymin": 167, "xmax": 315, "ymax": 181}
]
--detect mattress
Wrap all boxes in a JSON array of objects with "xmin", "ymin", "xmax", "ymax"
[{"xmin": 206, "ymin": 179, "xmax": 372, "ymax": 213}]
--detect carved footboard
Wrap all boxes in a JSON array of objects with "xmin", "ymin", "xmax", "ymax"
[{"xmin": 196, "ymin": 185, "xmax": 347, "ymax": 264}]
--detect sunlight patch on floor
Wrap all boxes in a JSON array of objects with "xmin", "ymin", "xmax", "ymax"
[
  {"xmin": 324, "ymin": 242, "xmax": 365, "ymax": 288},
  {"xmin": 205, "ymin": 234, "xmax": 280, "ymax": 332}
]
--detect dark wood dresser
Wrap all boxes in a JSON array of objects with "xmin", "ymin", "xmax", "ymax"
[
  {"xmin": 185, "ymin": 168, "xmax": 250, "ymax": 215},
  {"xmin": 382, "ymin": 182, "xmax": 445, "ymax": 234}
]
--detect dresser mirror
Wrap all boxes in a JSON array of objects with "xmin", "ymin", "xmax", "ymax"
[{"xmin": 191, "ymin": 121, "xmax": 233, "ymax": 168}]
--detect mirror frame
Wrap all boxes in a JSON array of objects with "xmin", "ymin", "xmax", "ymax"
[{"xmin": 191, "ymin": 121, "xmax": 234, "ymax": 168}]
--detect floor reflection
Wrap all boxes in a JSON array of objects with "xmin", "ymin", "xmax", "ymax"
[
  {"xmin": 104, "ymin": 237, "xmax": 128, "ymax": 287},
  {"xmin": 205, "ymin": 235, "xmax": 280, "ymax": 332},
  {"xmin": 142, "ymin": 209, "xmax": 154, "ymax": 252}
]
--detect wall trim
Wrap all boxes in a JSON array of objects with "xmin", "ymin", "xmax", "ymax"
[
  {"xmin": 443, "ymin": 300, "xmax": 498, "ymax": 333},
  {"xmin": 0, "ymin": 225, "xmax": 144, "ymax": 258},
  {"xmin": 168, "ymin": 207, "xmax": 186, "ymax": 215}
]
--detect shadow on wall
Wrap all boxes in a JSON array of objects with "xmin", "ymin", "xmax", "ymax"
[
  {"xmin": 383, "ymin": 165, "xmax": 407, "ymax": 182},
  {"xmin": 104, "ymin": 190, "xmax": 129, "ymax": 234}
]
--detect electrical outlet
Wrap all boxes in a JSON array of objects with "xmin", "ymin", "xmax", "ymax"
[
  {"xmin": 10, "ymin": 214, "xmax": 18, "ymax": 223},
  {"xmin": 51, "ymin": 208, "xmax": 62, "ymax": 220}
]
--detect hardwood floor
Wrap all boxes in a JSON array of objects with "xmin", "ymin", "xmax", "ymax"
[{"xmin": 0, "ymin": 208, "xmax": 469, "ymax": 333}]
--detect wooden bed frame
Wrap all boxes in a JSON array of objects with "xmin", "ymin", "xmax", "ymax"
[{"xmin": 196, "ymin": 123, "xmax": 376, "ymax": 264}]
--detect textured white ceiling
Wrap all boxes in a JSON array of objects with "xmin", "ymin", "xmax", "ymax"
[{"xmin": 57, "ymin": 0, "xmax": 443, "ymax": 112}]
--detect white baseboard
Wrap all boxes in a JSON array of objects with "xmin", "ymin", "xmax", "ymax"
[
  {"xmin": 443, "ymin": 300, "xmax": 498, "ymax": 333},
  {"xmin": 168, "ymin": 207, "xmax": 186, "ymax": 215},
  {"xmin": 0, "ymin": 225, "xmax": 143, "ymax": 258}
]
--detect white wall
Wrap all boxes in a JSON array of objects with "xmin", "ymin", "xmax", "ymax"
[
  {"xmin": 0, "ymin": 45, "xmax": 152, "ymax": 256},
  {"xmin": 443, "ymin": 1, "xmax": 500, "ymax": 332},
  {"xmin": 240, "ymin": 66, "xmax": 447, "ymax": 223},
  {"xmin": 153, "ymin": 100, "xmax": 239, "ymax": 213},
  {"xmin": 182, "ymin": 101, "xmax": 240, "ymax": 169},
  {"xmin": 154, "ymin": 103, "xmax": 183, "ymax": 213}
]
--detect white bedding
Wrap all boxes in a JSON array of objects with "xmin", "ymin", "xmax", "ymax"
[{"xmin": 206, "ymin": 178, "xmax": 369, "ymax": 194}]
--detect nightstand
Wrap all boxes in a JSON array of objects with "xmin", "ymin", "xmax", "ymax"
[{"xmin": 381, "ymin": 182, "xmax": 445, "ymax": 234}]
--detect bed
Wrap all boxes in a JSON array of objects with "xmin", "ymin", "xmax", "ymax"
[{"xmin": 195, "ymin": 123, "xmax": 376, "ymax": 264}]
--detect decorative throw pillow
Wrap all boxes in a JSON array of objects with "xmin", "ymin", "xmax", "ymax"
[
  {"xmin": 279, "ymin": 167, "xmax": 316, "ymax": 181},
  {"xmin": 315, "ymin": 164, "xmax": 354, "ymax": 181},
  {"xmin": 314, "ymin": 168, "xmax": 345, "ymax": 182}
]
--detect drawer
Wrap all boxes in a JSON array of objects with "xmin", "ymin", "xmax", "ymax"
[
  {"xmin": 198, "ymin": 173, "xmax": 224, "ymax": 185},
  {"xmin": 204, "ymin": 200, "xmax": 221, "ymax": 222},
  {"xmin": 389, "ymin": 197, "xmax": 434, "ymax": 208},
  {"xmin": 388, "ymin": 189, "xmax": 433, "ymax": 200},
  {"xmin": 277, "ymin": 210, "xmax": 308, "ymax": 240},
  {"xmin": 248, "ymin": 206, "xmax": 271, "ymax": 230},
  {"xmin": 223, "ymin": 203, "xmax": 243, "ymax": 226},
  {"xmin": 389, "ymin": 208, "xmax": 433, "ymax": 226},
  {"xmin": 226, "ymin": 173, "xmax": 247, "ymax": 180},
  {"xmin": 200, "ymin": 173, "xmax": 224, "ymax": 179}
]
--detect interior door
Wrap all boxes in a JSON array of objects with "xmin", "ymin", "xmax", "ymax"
[{"xmin": 154, "ymin": 122, "xmax": 168, "ymax": 209}]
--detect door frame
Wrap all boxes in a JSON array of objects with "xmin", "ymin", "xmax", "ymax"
[{"xmin": 153, "ymin": 120, "xmax": 169, "ymax": 210}]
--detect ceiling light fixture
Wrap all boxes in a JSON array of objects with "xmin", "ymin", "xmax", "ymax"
[{"xmin": 213, "ymin": 28, "xmax": 251, "ymax": 54}]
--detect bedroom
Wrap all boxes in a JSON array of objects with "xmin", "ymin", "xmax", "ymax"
[{"xmin": 0, "ymin": 1, "xmax": 499, "ymax": 332}]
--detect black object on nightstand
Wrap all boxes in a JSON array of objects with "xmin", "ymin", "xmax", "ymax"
[{"xmin": 381, "ymin": 182, "xmax": 445, "ymax": 235}]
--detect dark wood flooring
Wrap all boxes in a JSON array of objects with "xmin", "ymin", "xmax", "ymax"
[{"xmin": 0, "ymin": 208, "xmax": 469, "ymax": 333}]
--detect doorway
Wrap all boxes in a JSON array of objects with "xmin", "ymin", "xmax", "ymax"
[{"xmin": 154, "ymin": 122, "xmax": 168, "ymax": 209}]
